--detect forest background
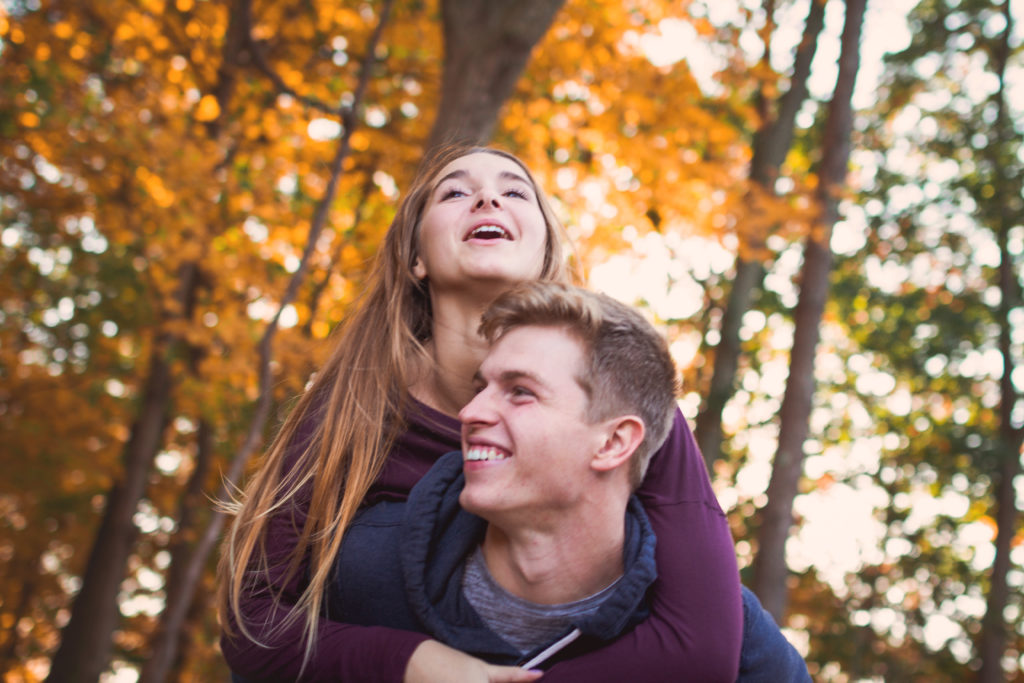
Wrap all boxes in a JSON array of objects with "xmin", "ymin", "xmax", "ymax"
[{"xmin": 1, "ymin": 0, "xmax": 1022, "ymax": 681}]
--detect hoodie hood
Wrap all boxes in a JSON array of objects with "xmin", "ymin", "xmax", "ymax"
[{"xmin": 400, "ymin": 451, "xmax": 657, "ymax": 665}]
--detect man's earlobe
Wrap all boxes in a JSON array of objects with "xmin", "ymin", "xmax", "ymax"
[{"xmin": 591, "ymin": 416, "xmax": 645, "ymax": 473}]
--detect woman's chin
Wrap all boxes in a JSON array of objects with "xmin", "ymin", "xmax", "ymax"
[{"xmin": 433, "ymin": 269, "xmax": 539, "ymax": 296}]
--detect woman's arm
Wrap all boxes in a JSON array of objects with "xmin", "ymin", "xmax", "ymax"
[
  {"xmin": 539, "ymin": 409, "xmax": 743, "ymax": 682},
  {"xmin": 222, "ymin": 400, "xmax": 472, "ymax": 682},
  {"xmin": 221, "ymin": 488, "xmax": 432, "ymax": 683}
]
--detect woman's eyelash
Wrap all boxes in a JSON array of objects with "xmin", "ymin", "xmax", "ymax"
[
  {"xmin": 439, "ymin": 186, "xmax": 530, "ymax": 201},
  {"xmin": 441, "ymin": 187, "xmax": 467, "ymax": 200}
]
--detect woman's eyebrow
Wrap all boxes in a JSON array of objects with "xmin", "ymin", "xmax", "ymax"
[
  {"xmin": 500, "ymin": 170, "xmax": 530, "ymax": 185},
  {"xmin": 433, "ymin": 169, "xmax": 530, "ymax": 193},
  {"xmin": 435, "ymin": 169, "xmax": 468, "ymax": 188}
]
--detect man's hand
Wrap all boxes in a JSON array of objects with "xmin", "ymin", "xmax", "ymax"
[{"xmin": 405, "ymin": 640, "xmax": 543, "ymax": 683}]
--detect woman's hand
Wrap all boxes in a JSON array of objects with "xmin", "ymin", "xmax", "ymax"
[{"xmin": 405, "ymin": 640, "xmax": 543, "ymax": 683}]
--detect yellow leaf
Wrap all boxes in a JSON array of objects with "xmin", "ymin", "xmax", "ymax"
[
  {"xmin": 311, "ymin": 320, "xmax": 330, "ymax": 339},
  {"xmin": 350, "ymin": 131, "xmax": 369, "ymax": 151},
  {"xmin": 135, "ymin": 166, "xmax": 175, "ymax": 208},
  {"xmin": 114, "ymin": 22, "xmax": 135, "ymax": 42},
  {"xmin": 53, "ymin": 20, "xmax": 74, "ymax": 39},
  {"xmin": 195, "ymin": 94, "xmax": 220, "ymax": 122}
]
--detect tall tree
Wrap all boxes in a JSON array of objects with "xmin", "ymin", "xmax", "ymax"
[
  {"xmin": 43, "ymin": 0, "xmax": 259, "ymax": 676},
  {"xmin": 976, "ymin": 2, "xmax": 1023, "ymax": 679},
  {"xmin": 695, "ymin": 0, "xmax": 827, "ymax": 467},
  {"xmin": 426, "ymin": 0, "xmax": 566, "ymax": 151},
  {"xmin": 752, "ymin": 0, "xmax": 867, "ymax": 620}
]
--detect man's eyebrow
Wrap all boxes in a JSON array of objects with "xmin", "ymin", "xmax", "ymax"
[
  {"xmin": 497, "ymin": 368, "xmax": 545, "ymax": 387},
  {"xmin": 473, "ymin": 367, "xmax": 545, "ymax": 387}
]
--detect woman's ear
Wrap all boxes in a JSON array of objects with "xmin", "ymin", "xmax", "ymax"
[
  {"xmin": 412, "ymin": 256, "xmax": 427, "ymax": 280},
  {"xmin": 590, "ymin": 416, "xmax": 645, "ymax": 474}
]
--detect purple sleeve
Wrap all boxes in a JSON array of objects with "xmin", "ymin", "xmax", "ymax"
[
  {"xmin": 540, "ymin": 409, "xmax": 743, "ymax": 682},
  {"xmin": 221, "ymin": 418, "xmax": 432, "ymax": 682}
]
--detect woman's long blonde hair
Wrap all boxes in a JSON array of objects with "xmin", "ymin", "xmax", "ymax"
[{"xmin": 217, "ymin": 145, "xmax": 571, "ymax": 666}]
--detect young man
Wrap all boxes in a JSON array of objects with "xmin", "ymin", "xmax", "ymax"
[{"xmin": 329, "ymin": 282, "xmax": 675, "ymax": 668}]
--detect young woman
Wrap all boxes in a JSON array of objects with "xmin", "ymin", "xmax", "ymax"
[{"xmin": 218, "ymin": 145, "xmax": 743, "ymax": 682}]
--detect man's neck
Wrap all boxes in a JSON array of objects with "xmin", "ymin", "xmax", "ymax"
[{"xmin": 480, "ymin": 504, "xmax": 627, "ymax": 605}]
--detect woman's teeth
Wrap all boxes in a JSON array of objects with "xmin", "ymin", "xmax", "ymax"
[
  {"xmin": 470, "ymin": 225, "xmax": 509, "ymax": 240},
  {"xmin": 465, "ymin": 446, "xmax": 510, "ymax": 461}
]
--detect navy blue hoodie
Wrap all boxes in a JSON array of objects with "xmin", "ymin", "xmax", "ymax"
[{"xmin": 327, "ymin": 451, "xmax": 658, "ymax": 667}]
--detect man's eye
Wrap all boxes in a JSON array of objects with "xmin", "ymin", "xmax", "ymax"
[{"xmin": 510, "ymin": 386, "xmax": 534, "ymax": 399}]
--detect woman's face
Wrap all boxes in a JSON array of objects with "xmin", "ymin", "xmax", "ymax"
[{"xmin": 413, "ymin": 152, "xmax": 548, "ymax": 293}]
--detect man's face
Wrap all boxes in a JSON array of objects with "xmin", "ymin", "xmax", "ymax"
[{"xmin": 458, "ymin": 325, "xmax": 605, "ymax": 526}]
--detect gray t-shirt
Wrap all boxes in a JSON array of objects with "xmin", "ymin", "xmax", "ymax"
[{"xmin": 461, "ymin": 546, "xmax": 621, "ymax": 655}]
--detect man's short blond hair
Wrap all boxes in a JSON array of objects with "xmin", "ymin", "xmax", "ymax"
[{"xmin": 479, "ymin": 282, "xmax": 678, "ymax": 488}]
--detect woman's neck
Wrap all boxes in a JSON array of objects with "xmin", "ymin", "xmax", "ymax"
[{"xmin": 409, "ymin": 291, "xmax": 492, "ymax": 417}]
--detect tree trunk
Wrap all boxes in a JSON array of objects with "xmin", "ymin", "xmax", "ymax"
[
  {"xmin": 425, "ymin": 0, "xmax": 566, "ymax": 152},
  {"xmin": 136, "ymin": 419, "xmax": 214, "ymax": 683},
  {"xmin": 45, "ymin": 265, "xmax": 196, "ymax": 683},
  {"xmin": 976, "ymin": 3, "xmax": 1022, "ymax": 680},
  {"xmin": 696, "ymin": 0, "xmax": 826, "ymax": 467},
  {"xmin": 751, "ymin": 0, "xmax": 865, "ymax": 621}
]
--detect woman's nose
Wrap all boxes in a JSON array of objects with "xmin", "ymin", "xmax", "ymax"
[{"xmin": 474, "ymin": 193, "xmax": 500, "ymax": 210}]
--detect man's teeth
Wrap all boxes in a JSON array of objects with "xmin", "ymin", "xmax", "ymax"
[
  {"xmin": 470, "ymin": 225, "xmax": 509, "ymax": 240},
  {"xmin": 465, "ymin": 446, "xmax": 510, "ymax": 461}
]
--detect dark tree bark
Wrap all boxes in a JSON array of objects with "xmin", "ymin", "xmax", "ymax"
[
  {"xmin": 696, "ymin": 0, "xmax": 826, "ymax": 468},
  {"xmin": 137, "ymin": 419, "xmax": 215, "ymax": 683},
  {"xmin": 425, "ymin": 0, "xmax": 566, "ymax": 152},
  {"xmin": 751, "ymin": 0, "xmax": 866, "ymax": 621},
  {"xmin": 977, "ymin": 3, "xmax": 1022, "ymax": 680},
  {"xmin": 46, "ymin": 266, "xmax": 198, "ymax": 683}
]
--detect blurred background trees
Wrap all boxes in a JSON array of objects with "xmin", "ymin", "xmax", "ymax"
[{"xmin": 0, "ymin": 0, "xmax": 1021, "ymax": 680}]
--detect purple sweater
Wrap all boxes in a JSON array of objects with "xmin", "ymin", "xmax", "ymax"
[{"xmin": 222, "ymin": 400, "xmax": 742, "ymax": 682}]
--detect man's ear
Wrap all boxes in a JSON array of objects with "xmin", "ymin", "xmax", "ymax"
[{"xmin": 590, "ymin": 416, "xmax": 645, "ymax": 474}]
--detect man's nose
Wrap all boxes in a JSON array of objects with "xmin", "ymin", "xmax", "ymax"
[{"xmin": 459, "ymin": 389, "xmax": 496, "ymax": 425}]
